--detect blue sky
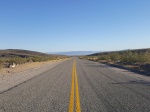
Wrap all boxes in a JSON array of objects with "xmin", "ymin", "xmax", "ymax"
[{"xmin": 0, "ymin": 0, "xmax": 150, "ymax": 52}]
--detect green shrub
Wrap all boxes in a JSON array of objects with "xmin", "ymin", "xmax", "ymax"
[
  {"xmin": 110, "ymin": 53, "xmax": 120, "ymax": 61},
  {"xmin": 98, "ymin": 55, "xmax": 110, "ymax": 60},
  {"xmin": 120, "ymin": 52, "xmax": 149, "ymax": 64}
]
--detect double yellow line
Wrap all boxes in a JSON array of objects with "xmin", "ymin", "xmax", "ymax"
[{"xmin": 68, "ymin": 61, "xmax": 81, "ymax": 112}]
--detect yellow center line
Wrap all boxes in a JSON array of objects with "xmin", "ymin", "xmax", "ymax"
[
  {"xmin": 69, "ymin": 62, "xmax": 75, "ymax": 112},
  {"xmin": 75, "ymin": 61, "xmax": 81, "ymax": 112},
  {"xmin": 68, "ymin": 60, "xmax": 81, "ymax": 112}
]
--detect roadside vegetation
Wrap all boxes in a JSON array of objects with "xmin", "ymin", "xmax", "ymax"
[
  {"xmin": 0, "ymin": 56, "xmax": 67, "ymax": 69},
  {"xmin": 0, "ymin": 49, "xmax": 69, "ymax": 69},
  {"xmin": 0, "ymin": 56, "xmax": 62, "ymax": 64},
  {"xmin": 80, "ymin": 49, "xmax": 150, "ymax": 75}
]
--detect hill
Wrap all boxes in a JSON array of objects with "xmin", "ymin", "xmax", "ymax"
[{"xmin": 0, "ymin": 49, "xmax": 62, "ymax": 58}]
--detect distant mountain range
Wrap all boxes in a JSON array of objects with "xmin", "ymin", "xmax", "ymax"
[{"xmin": 47, "ymin": 51, "xmax": 100, "ymax": 56}]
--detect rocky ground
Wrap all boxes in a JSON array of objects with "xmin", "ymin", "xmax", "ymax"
[{"xmin": 0, "ymin": 60, "xmax": 59, "ymax": 81}]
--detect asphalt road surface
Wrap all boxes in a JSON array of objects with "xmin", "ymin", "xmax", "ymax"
[{"xmin": 0, "ymin": 58, "xmax": 150, "ymax": 112}]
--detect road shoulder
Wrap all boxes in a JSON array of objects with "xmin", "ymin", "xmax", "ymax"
[{"xmin": 0, "ymin": 59, "xmax": 68, "ymax": 93}]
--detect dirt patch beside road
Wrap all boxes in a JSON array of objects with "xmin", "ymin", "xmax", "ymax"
[
  {"xmin": 98, "ymin": 60, "xmax": 150, "ymax": 76},
  {"xmin": 0, "ymin": 60, "xmax": 61, "ymax": 81}
]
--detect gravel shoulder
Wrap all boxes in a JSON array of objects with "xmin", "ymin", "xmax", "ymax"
[
  {"xmin": 92, "ymin": 60, "xmax": 150, "ymax": 82},
  {"xmin": 0, "ymin": 59, "xmax": 69, "ymax": 93}
]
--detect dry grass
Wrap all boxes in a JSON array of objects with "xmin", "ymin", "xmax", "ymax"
[{"xmin": 0, "ymin": 63, "xmax": 3, "ymax": 70}]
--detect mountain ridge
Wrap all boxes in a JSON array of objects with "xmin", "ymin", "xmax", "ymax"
[{"xmin": 48, "ymin": 51, "xmax": 100, "ymax": 56}]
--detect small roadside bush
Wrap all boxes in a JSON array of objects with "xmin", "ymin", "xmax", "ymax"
[
  {"xmin": 98, "ymin": 55, "xmax": 110, "ymax": 60},
  {"xmin": 110, "ymin": 53, "xmax": 120, "ymax": 61}
]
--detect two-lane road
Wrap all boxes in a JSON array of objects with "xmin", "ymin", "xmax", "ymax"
[{"xmin": 0, "ymin": 58, "xmax": 150, "ymax": 112}]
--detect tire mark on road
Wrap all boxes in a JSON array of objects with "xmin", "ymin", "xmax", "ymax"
[
  {"xmin": 79, "ymin": 62, "xmax": 117, "ymax": 112},
  {"xmin": 97, "ymin": 69, "xmax": 150, "ymax": 102}
]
